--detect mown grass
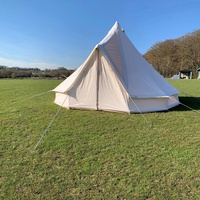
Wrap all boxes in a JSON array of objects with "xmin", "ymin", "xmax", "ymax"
[{"xmin": 0, "ymin": 79, "xmax": 199, "ymax": 199}]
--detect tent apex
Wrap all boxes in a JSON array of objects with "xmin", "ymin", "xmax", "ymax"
[{"xmin": 114, "ymin": 21, "xmax": 121, "ymax": 28}]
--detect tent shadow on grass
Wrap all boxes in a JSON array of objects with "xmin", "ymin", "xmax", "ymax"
[{"xmin": 170, "ymin": 96, "xmax": 200, "ymax": 112}]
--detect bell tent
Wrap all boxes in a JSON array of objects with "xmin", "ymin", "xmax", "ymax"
[{"xmin": 53, "ymin": 22, "xmax": 180, "ymax": 113}]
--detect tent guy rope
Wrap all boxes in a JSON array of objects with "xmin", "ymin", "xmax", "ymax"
[
  {"xmin": 129, "ymin": 97, "xmax": 153, "ymax": 128},
  {"xmin": 1, "ymin": 90, "xmax": 52, "ymax": 115},
  {"xmin": 33, "ymin": 95, "xmax": 68, "ymax": 151},
  {"xmin": 29, "ymin": 90, "xmax": 52, "ymax": 99},
  {"xmin": 17, "ymin": 90, "xmax": 52, "ymax": 103},
  {"xmin": 178, "ymin": 101, "xmax": 200, "ymax": 115},
  {"xmin": 167, "ymin": 94, "xmax": 200, "ymax": 115}
]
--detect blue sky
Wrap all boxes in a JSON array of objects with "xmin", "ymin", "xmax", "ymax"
[{"xmin": 0, "ymin": 0, "xmax": 200, "ymax": 69}]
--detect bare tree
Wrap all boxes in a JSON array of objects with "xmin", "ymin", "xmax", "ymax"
[
  {"xmin": 144, "ymin": 29, "xmax": 200, "ymax": 78},
  {"xmin": 144, "ymin": 40, "xmax": 179, "ymax": 77}
]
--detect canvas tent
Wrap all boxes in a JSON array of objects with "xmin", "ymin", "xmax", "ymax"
[
  {"xmin": 197, "ymin": 68, "xmax": 200, "ymax": 79},
  {"xmin": 171, "ymin": 74, "xmax": 179, "ymax": 79},
  {"xmin": 53, "ymin": 22, "xmax": 180, "ymax": 113}
]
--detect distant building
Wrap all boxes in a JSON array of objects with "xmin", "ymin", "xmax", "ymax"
[
  {"xmin": 179, "ymin": 69, "xmax": 192, "ymax": 79},
  {"xmin": 197, "ymin": 68, "xmax": 200, "ymax": 79}
]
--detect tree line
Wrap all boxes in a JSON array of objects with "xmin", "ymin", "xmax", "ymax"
[
  {"xmin": 0, "ymin": 66, "xmax": 74, "ymax": 79},
  {"xmin": 144, "ymin": 29, "xmax": 200, "ymax": 78}
]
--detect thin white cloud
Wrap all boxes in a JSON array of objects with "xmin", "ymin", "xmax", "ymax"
[
  {"xmin": 0, "ymin": 57, "xmax": 59, "ymax": 69},
  {"xmin": 0, "ymin": 51, "xmax": 10, "ymax": 58}
]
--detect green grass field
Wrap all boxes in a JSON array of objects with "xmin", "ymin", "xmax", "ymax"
[{"xmin": 0, "ymin": 79, "xmax": 199, "ymax": 199}]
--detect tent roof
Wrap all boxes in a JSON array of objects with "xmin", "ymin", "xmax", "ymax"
[
  {"xmin": 53, "ymin": 22, "xmax": 179, "ymax": 98},
  {"xmin": 97, "ymin": 22, "xmax": 179, "ymax": 98},
  {"xmin": 180, "ymin": 69, "xmax": 192, "ymax": 73}
]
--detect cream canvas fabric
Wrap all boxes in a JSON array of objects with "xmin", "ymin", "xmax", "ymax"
[{"xmin": 53, "ymin": 22, "xmax": 180, "ymax": 113}]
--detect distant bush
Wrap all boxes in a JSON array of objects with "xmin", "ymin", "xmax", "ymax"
[{"xmin": 0, "ymin": 66, "xmax": 74, "ymax": 79}]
